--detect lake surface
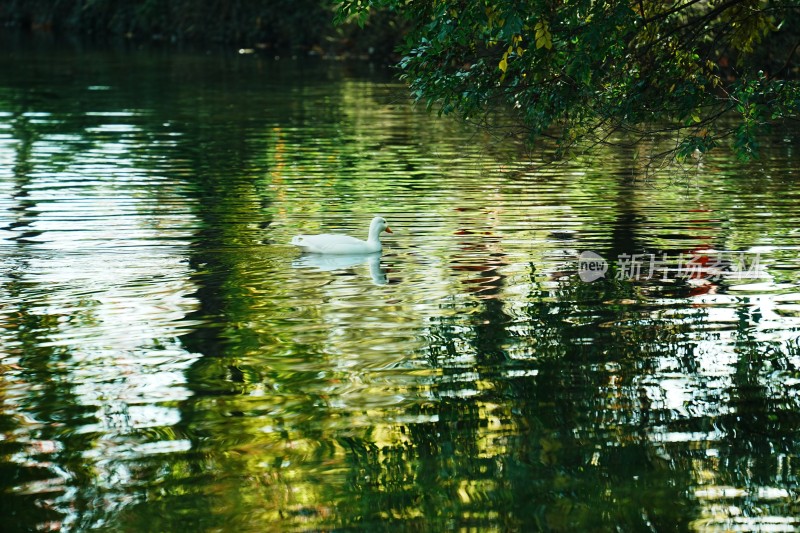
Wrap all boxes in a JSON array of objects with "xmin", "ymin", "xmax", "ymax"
[{"xmin": 1, "ymin": 36, "xmax": 800, "ymax": 532}]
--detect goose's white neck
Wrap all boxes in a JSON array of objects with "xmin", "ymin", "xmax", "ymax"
[{"xmin": 368, "ymin": 223, "xmax": 383, "ymax": 242}]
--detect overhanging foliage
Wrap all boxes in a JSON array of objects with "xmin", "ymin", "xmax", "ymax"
[{"xmin": 337, "ymin": 0, "xmax": 800, "ymax": 162}]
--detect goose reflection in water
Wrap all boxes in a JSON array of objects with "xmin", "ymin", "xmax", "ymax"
[{"xmin": 292, "ymin": 252, "xmax": 388, "ymax": 285}]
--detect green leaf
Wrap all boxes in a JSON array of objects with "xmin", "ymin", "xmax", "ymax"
[{"xmin": 534, "ymin": 20, "xmax": 552, "ymax": 50}]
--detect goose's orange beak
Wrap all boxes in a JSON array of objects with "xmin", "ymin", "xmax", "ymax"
[{"xmin": 385, "ymin": 226, "xmax": 393, "ymax": 233}]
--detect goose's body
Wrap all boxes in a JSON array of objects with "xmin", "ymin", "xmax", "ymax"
[{"xmin": 290, "ymin": 216, "xmax": 392, "ymax": 255}]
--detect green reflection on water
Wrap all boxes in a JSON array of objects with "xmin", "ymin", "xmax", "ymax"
[{"xmin": 1, "ymin": 35, "xmax": 799, "ymax": 532}]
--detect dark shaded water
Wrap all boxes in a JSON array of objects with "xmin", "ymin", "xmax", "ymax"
[{"xmin": 1, "ymin": 36, "xmax": 800, "ymax": 532}]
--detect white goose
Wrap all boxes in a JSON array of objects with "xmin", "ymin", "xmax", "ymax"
[{"xmin": 290, "ymin": 216, "xmax": 392, "ymax": 254}]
